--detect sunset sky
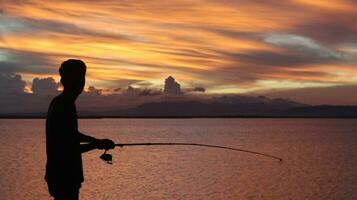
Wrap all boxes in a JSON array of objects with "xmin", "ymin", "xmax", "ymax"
[{"xmin": 1, "ymin": 0, "xmax": 357, "ymax": 105}]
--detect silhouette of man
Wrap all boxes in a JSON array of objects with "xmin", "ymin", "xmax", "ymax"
[{"xmin": 45, "ymin": 59, "xmax": 115, "ymax": 200}]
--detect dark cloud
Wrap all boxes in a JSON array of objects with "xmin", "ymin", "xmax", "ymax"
[
  {"xmin": 187, "ymin": 87, "xmax": 205, "ymax": 93},
  {"xmin": 204, "ymin": 28, "xmax": 261, "ymax": 41},
  {"xmin": 122, "ymin": 85, "xmax": 161, "ymax": 96},
  {"xmin": 113, "ymin": 87, "xmax": 121, "ymax": 92},
  {"xmin": 186, "ymin": 47, "xmax": 339, "ymax": 87},
  {"xmin": 0, "ymin": 73, "xmax": 51, "ymax": 114},
  {"xmin": 1, "ymin": 74, "xmax": 356, "ymax": 115},
  {"xmin": 215, "ymin": 31, "xmax": 357, "ymax": 75},
  {"xmin": 32, "ymin": 77, "xmax": 59, "ymax": 95},
  {"xmin": 0, "ymin": 72, "xmax": 26, "ymax": 94},
  {"xmin": 0, "ymin": 15, "xmax": 30, "ymax": 35},
  {"xmin": 287, "ymin": 8, "xmax": 357, "ymax": 45},
  {"xmin": 86, "ymin": 86, "xmax": 103, "ymax": 95},
  {"xmin": 164, "ymin": 76, "xmax": 182, "ymax": 95},
  {"xmin": 0, "ymin": 74, "xmax": 28, "ymax": 114},
  {"xmin": 0, "ymin": 48, "xmax": 57, "ymax": 75},
  {"xmin": 188, "ymin": 64, "xmax": 260, "ymax": 87},
  {"xmin": 0, "ymin": 62, "xmax": 19, "ymax": 75},
  {"xmin": 138, "ymin": 89, "xmax": 162, "ymax": 96},
  {"xmin": 219, "ymin": 50, "xmax": 325, "ymax": 67},
  {"xmin": 213, "ymin": 0, "xmax": 357, "ymax": 46},
  {"xmin": 125, "ymin": 85, "xmax": 136, "ymax": 95},
  {"xmin": 294, "ymin": 21, "xmax": 357, "ymax": 45}
]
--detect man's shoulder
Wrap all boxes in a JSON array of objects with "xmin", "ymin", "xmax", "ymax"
[
  {"xmin": 50, "ymin": 95, "xmax": 64, "ymax": 107},
  {"xmin": 48, "ymin": 95, "xmax": 70, "ymax": 114}
]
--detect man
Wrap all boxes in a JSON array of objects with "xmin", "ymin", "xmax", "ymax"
[{"xmin": 45, "ymin": 59, "xmax": 115, "ymax": 200}]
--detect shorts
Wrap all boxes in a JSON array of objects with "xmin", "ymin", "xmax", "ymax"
[{"xmin": 47, "ymin": 181, "xmax": 81, "ymax": 200}]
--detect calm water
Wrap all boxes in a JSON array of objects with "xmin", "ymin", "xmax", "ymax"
[{"xmin": 0, "ymin": 119, "xmax": 356, "ymax": 200}]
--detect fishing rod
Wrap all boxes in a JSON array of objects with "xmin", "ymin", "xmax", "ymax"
[{"xmin": 100, "ymin": 142, "xmax": 283, "ymax": 164}]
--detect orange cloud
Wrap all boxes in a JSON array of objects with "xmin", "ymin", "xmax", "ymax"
[{"xmin": 1, "ymin": 0, "xmax": 357, "ymax": 103}]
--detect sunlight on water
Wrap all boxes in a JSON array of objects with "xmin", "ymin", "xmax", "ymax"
[{"xmin": 0, "ymin": 119, "xmax": 356, "ymax": 200}]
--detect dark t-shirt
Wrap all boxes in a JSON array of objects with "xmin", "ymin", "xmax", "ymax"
[{"xmin": 45, "ymin": 94, "xmax": 84, "ymax": 185}]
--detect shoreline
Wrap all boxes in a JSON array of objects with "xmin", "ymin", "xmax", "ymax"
[{"xmin": 1, "ymin": 116, "xmax": 357, "ymax": 119}]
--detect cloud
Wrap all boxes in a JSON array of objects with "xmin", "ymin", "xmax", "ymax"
[
  {"xmin": 0, "ymin": 73, "xmax": 27, "ymax": 114},
  {"xmin": 125, "ymin": 85, "xmax": 136, "ymax": 95},
  {"xmin": 219, "ymin": 50, "xmax": 322, "ymax": 67},
  {"xmin": 113, "ymin": 87, "xmax": 121, "ymax": 92},
  {"xmin": 164, "ymin": 76, "xmax": 182, "ymax": 95},
  {"xmin": 1, "ymin": 0, "xmax": 357, "ymax": 103},
  {"xmin": 86, "ymin": 86, "xmax": 102, "ymax": 95},
  {"xmin": 294, "ymin": 21, "xmax": 357, "ymax": 45},
  {"xmin": 0, "ymin": 13, "xmax": 140, "ymax": 43},
  {"xmin": 0, "ymin": 72, "xmax": 50, "ymax": 114},
  {"xmin": 32, "ymin": 77, "xmax": 59, "ymax": 95},
  {"xmin": 0, "ymin": 72, "xmax": 26, "ymax": 94},
  {"xmin": 264, "ymin": 33, "xmax": 357, "ymax": 61},
  {"xmin": 187, "ymin": 87, "xmax": 206, "ymax": 93},
  {"xmin": 0, "ymin": 74, "xmax": 168, "ymax": 114},
  {"xmin": 0, "ymin": 15, "xmax": 30, "ymax": 34},
  {"xmin": 0, "ymin": 48, "xmax": 57, "ymax": 75},
  {"xmin": 123, "ymin": 85, "xmax": 162, "ymax": 96},
  {"xmin": 138, "ymin": 89, "xmax": 162, "ymax": 96}
]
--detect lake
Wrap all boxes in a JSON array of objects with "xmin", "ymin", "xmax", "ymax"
[{"xmin": 0, "ymin": 119, "xmax": 356, "ymax": 200}]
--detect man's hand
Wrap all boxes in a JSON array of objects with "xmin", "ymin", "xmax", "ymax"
[{"xmin": 95, "ymin": 139, "xmax": 115, "ymax": 150}]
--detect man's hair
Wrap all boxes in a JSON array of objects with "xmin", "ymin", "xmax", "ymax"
[{"xmin": 59, "ymin": 59, "xmax": 86, "ymax": 80}]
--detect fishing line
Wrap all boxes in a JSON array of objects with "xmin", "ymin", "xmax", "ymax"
[{"xmin": 99, "ymin": 142, "xmax": 283, "ymax": 164}]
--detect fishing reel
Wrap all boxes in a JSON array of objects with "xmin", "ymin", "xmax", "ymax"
[{"xmin": 100, "ymin": 150, "xmax": 113, "ymax": 164}]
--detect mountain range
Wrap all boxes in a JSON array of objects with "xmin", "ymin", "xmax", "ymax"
[
  {"xmin": 1, "ymin": 95, "xmax": 356, "ymax": 118},
  {"xmin": 81, "ymin": 95, "xmax": 357, "ymax": 118}
]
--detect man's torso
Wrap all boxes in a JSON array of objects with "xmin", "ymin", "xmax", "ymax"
[{"xmin": 45, "ymin": 94, "xmax": 84, "ymax": 184}]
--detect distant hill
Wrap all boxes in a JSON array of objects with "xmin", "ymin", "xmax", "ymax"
[
  {"xmin": 285, "ymin": 105, "xmax": 357, "ymax": 117},
  {"xmin": 1, "ymin": 95, "xmax": 357, "ymax": 118},
  {"xmin": 110, "ymin": 96, "xmax": 306, "ymax": 117},
  {"xmin": 120, "ymin": 101, "xmax": 297, "ymax": 117},
  {"xmin": 110, "ymin": 97, "xmax": 357, "ymax": 117}
]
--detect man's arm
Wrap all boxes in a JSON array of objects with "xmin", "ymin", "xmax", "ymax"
[
  {"xmin": 78, "ymin": 131, "xmax": 99, "ymax": 153},
  {"xmin": 78, "ymin": 131, "xmax": 115, "ymax": 153},
  {"xmin": 80, "ymin": 143, "xmax": 98, "ymax": 153},
  {"xmin": 78, "ymin": 131, "xmax": 98, "ymax": 143}
]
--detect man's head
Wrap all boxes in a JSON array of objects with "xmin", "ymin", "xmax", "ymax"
[{"xmin": 59, "ymin": 59, "xmax": 86, "ymax": 95}]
